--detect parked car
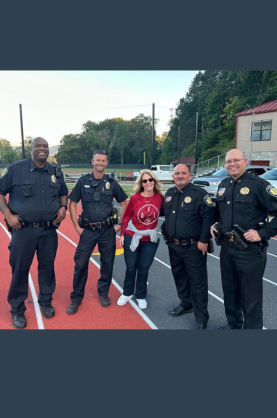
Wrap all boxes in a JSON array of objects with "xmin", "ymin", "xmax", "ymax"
[
  {"xmin": 259, "ymin": 168, "xmax": 277, "ymax": 189},
  {"xmin": 192, "ymin": 165, "xmax": 275, "ymax": 200},
  {"xmin": 134, "ymin": 165, "xmax": 174, "ymax": 182}
]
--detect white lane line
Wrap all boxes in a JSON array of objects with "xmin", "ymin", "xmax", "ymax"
[
  {"xmin": 27, "ymin": 274, "xmax": 45, "ymax": 329},
  {"xmin": 57, "ymin": 230, "xmax": 158, "ymax": 330},
  {"xmin": 153, "ymin": 253, "xmax": 267, "ymax": 329},
  {"xmin": 0, "ymin": 222, "xmax": 45, "ymax": 330},
  {"xmin": 268, "ymin": 252, "xmax": 277, "ymax": 258},
  {"xmin": 207, "ymin": 252, "xmax": 277, "ymax": 286},
  {"xmin": 153, "ymin": 255, "xmax": 224, "ymax": 302}
]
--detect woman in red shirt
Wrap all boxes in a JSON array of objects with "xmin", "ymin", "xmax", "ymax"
[{"xmin": 117, "ymin": 169, "xmax": 163, "ymax": 309}]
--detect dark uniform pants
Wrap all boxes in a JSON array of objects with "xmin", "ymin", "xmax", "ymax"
[
  {"xmin": 168, "ymin": 243, "xmax": 209, "ymax": 325},
  {"xmin": 220, "ymin": 241, "xmax": 266, "ymax": 329},
  {"xmin": 71, "ymin": 226, "xmax": 116, "ymax": 302},
  {"xmin": 8, "ymin": 226, "xmax": 58, "ymax": 315}
]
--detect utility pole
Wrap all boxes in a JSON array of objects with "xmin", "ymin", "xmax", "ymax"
[
  {"xmin": 195, "ymin": 112, "xmax": 199, "ymax": 170},
  {"xmin": 152, "ymin": 103, "xmax": 155, "ymax": 166},
  {"xmin": 178, "ymin": 126, "xmax": 181, "ymax": 164},
  {"xmin": 19, "ymin": 104, "xmax": 25, "ymax": 159},
  {"xmin": 249, "ymin": 113, "xmax": 255, "ymax": 164}
]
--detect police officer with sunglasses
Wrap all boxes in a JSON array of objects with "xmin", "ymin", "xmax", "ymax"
[{"xmin": 67, "ymin": 149, "xmax": 128, "ymax": 314}]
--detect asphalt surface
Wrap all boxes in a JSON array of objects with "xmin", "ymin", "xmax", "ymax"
[{"xmin": 108, "ymin": 201, "xmax": 277, "ymax": 330}]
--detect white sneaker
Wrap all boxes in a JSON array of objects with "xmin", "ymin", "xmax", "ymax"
[
  {"xmin": 137, "ymin": 299, "xmax": 147, "ymax": 309},
  {"xmin": 117, "ymin": 294, "xmax": 133, "ymax": 306}
]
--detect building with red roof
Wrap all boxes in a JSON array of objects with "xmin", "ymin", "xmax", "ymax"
[{"xmin": 235, "ymin": 100, "xmax": 277, "ymax": 166}]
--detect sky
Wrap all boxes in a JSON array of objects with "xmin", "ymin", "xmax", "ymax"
[{"xmin": 0, "ymin": 71, "xmax": 200, "ymax": 148}]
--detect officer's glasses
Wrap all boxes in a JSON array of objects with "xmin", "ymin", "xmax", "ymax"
[
  {"xmin": 142, "ymin": 178, "xmax": 154, "ymax": 184},
  {"xmin": 225, "ymin": 158, "xmax": 244, "ymax": 165}
]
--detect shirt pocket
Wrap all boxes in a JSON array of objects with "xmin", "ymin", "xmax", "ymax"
[
  {"xmin": 21, "ymin": 180, "xmax": 34, "ymax": 197},
  {"xmin": 101, "ymin": 190, "xmax": 113, "ymax": 204},
  {"xmin": 50, "ymin": 182, "xmax": 61, "ymax": 197},
  {"xmin": 179, "ymin": 202, "xmax": 194, "ymax": 218},
  {"xmin": 81, "ymin": 188, "xmax": 94, "ymax": 202},
  {"xmin": 234, "ymin": 195, "xmax": 252, "ymax": 215}
]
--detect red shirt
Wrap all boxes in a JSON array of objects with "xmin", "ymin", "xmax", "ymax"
[{"xmin": 121, "ymin": 192, "xmax": 163, "ymax": 242}]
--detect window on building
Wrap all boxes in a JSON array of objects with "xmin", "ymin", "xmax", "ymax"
[{"xmin": 251, "ymin": 120, "xmax": 272, "ymax": 141}]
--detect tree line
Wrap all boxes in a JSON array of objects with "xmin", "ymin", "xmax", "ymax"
[
  {"xmin": 159, "ymin": 70, "xmax": 277, "ymax": 164},
  {"xmin": 55, "ymin": 114, "xmax": 160, "ymax": 165}
]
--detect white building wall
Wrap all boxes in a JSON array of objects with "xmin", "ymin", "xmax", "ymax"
[{"xmin": 237, "ymin": 111, "xmax": 277, "ymax": 166}]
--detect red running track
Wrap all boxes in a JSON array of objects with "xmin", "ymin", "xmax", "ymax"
[{"xmin": 0, "ymin": 207, "xmax": 153, "ymax": 330}]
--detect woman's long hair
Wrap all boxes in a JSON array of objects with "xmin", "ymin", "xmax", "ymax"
[{"xmin": 133, "ymin": 169, "xmax": 163, "ymax": 195}]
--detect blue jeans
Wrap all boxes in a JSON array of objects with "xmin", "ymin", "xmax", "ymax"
[{"xmin": 123, "ymin": 234, "xmax": 159, "ymax": 299}]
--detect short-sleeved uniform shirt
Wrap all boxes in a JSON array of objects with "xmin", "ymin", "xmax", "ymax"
[
  {"xmin": 0, "ymin": 158, "xmax": 68, "ymax": 223},
  {"xmin": 215, "ymin": 171, "xmax": 277, "ymax": 239},
  {"xmin": 162, "ymin": 182, "xmax": 215, "ymax": 242},
  {"xmin": 69, "ymin": 173, "xmax": 128, "ymax": 222}
]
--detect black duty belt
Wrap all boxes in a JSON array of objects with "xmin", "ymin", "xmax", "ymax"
[
  {"xmin": 26, "ymin": 220, "xmax": 60, "ymax": 230},
  {"xmin": 168, "ymin": 237, "xmax": 197, "ymax": 245},
  {"xmin": 83, "ymin": 220, "xmax": 113, "ymax": 231}
]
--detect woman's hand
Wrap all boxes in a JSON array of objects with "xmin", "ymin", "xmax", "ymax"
[{"xmin": 120, "ymin": 235, "xmax": 124, "ymax": 246}]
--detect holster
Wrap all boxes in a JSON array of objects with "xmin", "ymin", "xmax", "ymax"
[{"xmin": 225, "ymin": 230, "xmax": 248, "ymax": 250}]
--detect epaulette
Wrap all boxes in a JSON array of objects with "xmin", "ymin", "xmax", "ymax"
[
  {"xmin": 190, "ymin": 184, "xmax": 207, "ymax": 194},
  {"xmin": 165, "ymin": 186, "xmax": 175, "ymax": 195},
  {"xmin": 7, "ymin": 159, "xmax": 29, "ymax": 168}
]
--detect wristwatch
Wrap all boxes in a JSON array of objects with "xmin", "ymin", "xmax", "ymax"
[
  {"xmin": 60, "ymin": 205, "xmax": 68, "ymax": 210},
  {"xmin": 119, "ymin": 222, "xmax": 122, "ymax": 226}
]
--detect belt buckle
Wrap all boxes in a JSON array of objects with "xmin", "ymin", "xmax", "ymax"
[
  {"xmin": 90, "ymin": 223, "xmax": 97, "ymax": 231},
  {"xmin": 173, "ymin": 238, "xmax": 179, "ymax": 245},
  {"xmin": 33, "ymin": 222, "xmax": 39, "ymax": 227}
]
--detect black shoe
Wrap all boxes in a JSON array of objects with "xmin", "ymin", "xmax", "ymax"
[
  {"xmin": 99, "ymin": 295, "xmax": 111, "ymax": 307},
  {"xmin": 12, "ymin": 314, "xmax": 27, "ymax": 329},
  {"xmin": 67, "ymin": 301, "xmax": 82, "ymax": 315},
  {"xmin": 169, "ymin": 305, "xmax": 193, "ymax": 317},
  {"xmin": 40, "ymin": 304, "xmax": 55, "ymax": 319},
  {"xmin": 196, "ymin": 323, "xmax": 207, "ymax": 329}
]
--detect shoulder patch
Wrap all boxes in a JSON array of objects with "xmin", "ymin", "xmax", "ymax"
[
  {"xmin": 266, "ymin": 185, "xmax": 277, "ymax": 197},
  {"xmin": 203, "ymin": 194, "xmax": 214, "ymax": 206},
  {"xmin": 0, "ymin": 167, "xmax": 8, "ymax": 178}
]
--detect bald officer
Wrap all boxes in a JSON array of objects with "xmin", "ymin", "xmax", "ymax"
[
  {"xmin": 162, "ymin": 164, "xmax": 215, "ymax": 329},
  {"xmin": 211, "ymin": 149, "xmax": 277, "ymax": 329},
  {"xmin": 0, "ymin": 137, "xmax": 68, "ymax": 329}
]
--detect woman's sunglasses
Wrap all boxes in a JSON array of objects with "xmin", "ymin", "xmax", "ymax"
[{"xmin": 142, "ymin": 178, "xmax": 154, "ymax": 184}]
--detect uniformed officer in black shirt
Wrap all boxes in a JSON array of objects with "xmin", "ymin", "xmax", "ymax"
[
  {"xmin": 211, "ymin": 149, "xmax": 277, "ymax": 329},
  {"xmin": 162, "ymin": 164, "xmax": 215, "ymax": 329},
  {"xmin": 67, "ymin": 149, "xmax": 128, "ymax": 314},
  {"xmin": 0, "ymin": 137, "xmax": 68, "ymax": 329}
]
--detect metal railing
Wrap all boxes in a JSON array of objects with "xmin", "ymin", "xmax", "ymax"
[{"xmin": 190, "ymin": 152, "xmax": 228, "ymax": 177}]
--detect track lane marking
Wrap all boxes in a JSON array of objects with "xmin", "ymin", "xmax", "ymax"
[
  {"xmin": 152, "ymin": 253, "xmax": 267, "ymax": 329},
  {"xmin": 206, "ymin": 252, "xmax": 277, "ymax": 286},
  {"xmin": 57, "ymin": 230, "xmax": 158, "ymax": 330},
  {"xmin": 0, "ymin": 222, "xmax": 45, "ymax": 330}
]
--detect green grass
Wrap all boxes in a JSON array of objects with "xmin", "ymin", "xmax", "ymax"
[{"xmin": 63, "ymin": 168, "xmax": 135, "ymax": 174}]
